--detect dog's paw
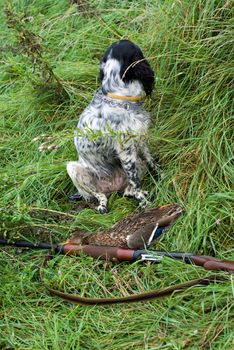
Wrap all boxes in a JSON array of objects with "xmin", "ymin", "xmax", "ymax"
[
  {"xmin": 134, "ymin": 190, "xmax": 150, "ymax": 208},
  {"xmin": 97, "ymin": 205, "xmax": 108, "ymax": 214},
  {"xmin": 139, "ymin": 198, "xmax": 150, "ymax": 209},
  {"xmin": 123, "ymin": 186, "xmax": 135, "ymax": 197},
  {"xmin": 124, "ymin": 186, "xmax": 148, "ymax": 198}
]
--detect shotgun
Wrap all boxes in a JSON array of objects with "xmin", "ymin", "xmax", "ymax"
[
  {"xmin": 1, "ymin": 238, "xmax": 232, "ymax": 305},
  {"xmin": 1, "ymin": 238, "xmax": 234, "ymax": 272}
]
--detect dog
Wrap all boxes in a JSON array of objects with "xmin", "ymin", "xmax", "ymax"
[{"xmin": 67, "ymin": 39, "xmax": 160, "ymax": 213}]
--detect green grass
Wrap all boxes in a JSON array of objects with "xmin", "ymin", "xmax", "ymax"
[{"xmin": 0, "ymin": 0, "xmax": 234, "ymax": 349}]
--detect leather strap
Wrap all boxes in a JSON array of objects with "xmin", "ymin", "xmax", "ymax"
[{"xmin": 40, "ymin": 254, "xmax": 227, "ymax": 306}]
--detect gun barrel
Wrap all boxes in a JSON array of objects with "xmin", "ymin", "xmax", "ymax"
[
  {"xmin": 1, "ymin": 239, "xmax": 234, "ymax": 272},
  {"xmin": 0, "ymin": 239, "xmax": 53, "ymax": 250},
  {"xmin": 153, "ymin": 252, "xmax": 234, "ymax": 272}
]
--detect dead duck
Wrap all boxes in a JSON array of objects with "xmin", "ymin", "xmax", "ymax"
[{"xmin": 67, "ymin": 203, "xmax": 183, "ymax": 249}]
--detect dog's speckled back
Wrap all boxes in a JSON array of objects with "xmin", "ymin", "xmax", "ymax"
[{"xmin": 67, "ymin": 40, "xmax": 159, "ymax": 213}]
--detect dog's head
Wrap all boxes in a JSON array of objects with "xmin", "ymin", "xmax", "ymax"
[{"xmin": 99, "ymin": 39, "xmax": 155, "ymax": 96}]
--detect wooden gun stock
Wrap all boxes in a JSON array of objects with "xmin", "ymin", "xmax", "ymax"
[
  {"xmin": 62, "ymin": 244, "xmax": 234, "ymax": 272},
  {"xmin": 62, "ymin": 244, "xmax": 135, "ymax": 262},
  {"xmin": 191, "ymin": 255, "xmax": 234, "ymax": 272}
]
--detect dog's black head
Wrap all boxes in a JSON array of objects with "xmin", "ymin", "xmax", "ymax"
[{"xmin": 99, "ymin": 39, "xmax": 155, "ymax": 96}]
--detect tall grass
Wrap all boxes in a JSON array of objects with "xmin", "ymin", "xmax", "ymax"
[{"xmin": 0, "ymin": 0, "xmax": 233, "ymax": 349}]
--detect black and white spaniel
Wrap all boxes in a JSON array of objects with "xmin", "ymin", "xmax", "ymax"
[{"xmin": 67, "ymin": 39, "xmax": 160, "ymax": 213}]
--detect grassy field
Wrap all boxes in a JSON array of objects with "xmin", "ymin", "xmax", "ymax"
[{"xmin": 0, "ymin": 0, "xmax": 233, "ymax": 349}]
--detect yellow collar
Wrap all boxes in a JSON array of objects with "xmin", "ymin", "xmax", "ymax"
[{"xmin": 106, "ymin": 92, "xmax": 144, "ymax": 102}]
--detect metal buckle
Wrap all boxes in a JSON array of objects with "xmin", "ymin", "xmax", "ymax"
[{"xmin": 140, "ymin": 254, "xmax": 163, "ymax": 262}]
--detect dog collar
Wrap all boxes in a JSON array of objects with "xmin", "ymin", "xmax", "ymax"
[
  {"xmin": 106, "ymin": 92, "xmax": 144, "ymax": 102},
  {"xmin": 103, "ymin": 95, "xmax": 144, "ymax": 111}
]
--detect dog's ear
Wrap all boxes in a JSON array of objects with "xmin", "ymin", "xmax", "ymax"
[
  {"xmin": 99, "ymin": 48, "xmax": 109, "ymax": 82},
  {"xmin": 99, "ymin": 60, "xmax": 105, "ymax": 81},
  {"xmin": 121, "ymin": 56, "xmax": 155, "ymax": 96},
  {"xmin": 99, "ymin": 66, "xmax": 104, "ymax": 81}
]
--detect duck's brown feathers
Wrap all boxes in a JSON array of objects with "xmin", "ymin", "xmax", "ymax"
[{"xmin": 69, "ymin": 204, "xmax": 183, "ymax": 249}]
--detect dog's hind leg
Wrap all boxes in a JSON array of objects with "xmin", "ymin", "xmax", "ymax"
[
  {"xmin": 140, "ymin": 143, "xmax": 161, "ymax": 173},
  {"xmin": 115, "ymin": 142, "xmax": 148, "ymax": 208},
  {"xmin": 67, "ymin": 161, "xmax": 108, "ymax": 213},
  {"xmin": 67, "ymin": 161, "xmax": 93, "ymax": 200}
]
